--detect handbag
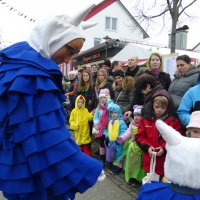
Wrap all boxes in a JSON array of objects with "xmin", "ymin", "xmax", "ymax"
[
  {"xmin": 105, "ymin": 142, "xmax": 116, "ymax": 163},
  {"xmin": 142, "ymin": 152, "xmax": 160, "ymax": 185}
]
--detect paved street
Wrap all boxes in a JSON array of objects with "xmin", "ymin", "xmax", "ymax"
[{"xmin": 76, "ymin": 170, "xmax": 139, "ymax": 200}]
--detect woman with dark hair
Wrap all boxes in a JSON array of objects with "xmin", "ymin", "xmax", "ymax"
[
  {"xmin": 168, "ymin": 54, "xmax": 200, "ymax": 110},
  {"xmin": 135, "ymin": 74, "xmax": 164, "ymax": 118},
  {"xmin": 145, "ymin": 52, "xmax": 171, "ymax": 90},
  {"xmin": 112, "ymin": 70, "xmax": 135, "ymax": 114}
]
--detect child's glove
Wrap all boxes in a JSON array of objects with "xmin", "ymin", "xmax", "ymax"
[
  {"xmin": 115, "ymin": 137, "xmax": 124, "ymax": 145},
  {"xmin": 120, "ymin": 115, "xmax": 128, "ymax": 121},
  {"xmin": 94, "ymin": 124, "xmax": 100, "ymax": 130}
]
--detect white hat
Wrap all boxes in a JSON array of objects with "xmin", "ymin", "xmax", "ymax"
[
  {"xmin": 186, "ymin": 111, "xmax": 200, "ymax": 129},
  {"xmin": 156, "ymin": 120, "xmax": 200, "ymax": 189},
  {"xmin": 68, "ymin": 70, "xmax": 78, "ymax": 75},
  {"xmin": 27, "ymin": 4, "xmax": 97, "ymax": 58}
]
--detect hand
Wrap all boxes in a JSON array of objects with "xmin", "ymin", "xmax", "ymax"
[
  {"xmin": 124, "ymin": 111, "xmax": 132, "ymax": 117},
  {"xmin": 148, "ymin": 146, "xmax": 156, "ymax": 157},
  {"xmin": 94, "ymin": 124, "xmax": 99, "ymax": 130},
  {"xmin": 116, "ymin": 137, "xmax": 123, "ymax": 144},
  {"xmin": 155, "ymin": 147, "xmax": 164, "ymax": 156},
  {"xmin": 120, "ymin": 115, "xmax": 128, "ymax": 121},
  {"xmin": 65, "ymin": 93, "xmax": 69, "ymax": 97}
]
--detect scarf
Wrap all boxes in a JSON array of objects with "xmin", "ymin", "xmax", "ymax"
[
  {"xmin": 108, "ymin": 120, "xmax": 120, "ymax": 141},
  {"xmin": 150, "ymin": 69, "xmax": 160, "ymax": 76},
  {"xmin": 98, "ymin": 103, "xmax": 109, "ymax": 136}
]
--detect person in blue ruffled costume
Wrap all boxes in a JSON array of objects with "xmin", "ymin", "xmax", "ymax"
[
  {"xmin": 0, "ymin": 4, "xmax": 105, "ymax": 200},
  {"xmin": 137, "ymin": 120, "xmax": 200, "ymax": 200}
]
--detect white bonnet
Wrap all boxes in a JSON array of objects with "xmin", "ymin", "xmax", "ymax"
[{"xmin": 27, "ymin": 4, "xmax": 97, "ymax": 58}]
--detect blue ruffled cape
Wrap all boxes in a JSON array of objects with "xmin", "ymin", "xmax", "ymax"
[{"xmin": 0, "ymin": 42, "xmax": 103, "ymax": 200}]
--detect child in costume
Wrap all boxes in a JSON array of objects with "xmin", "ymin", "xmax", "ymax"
[
  {"xmin": 93, "ymin": 88, "xmax": 112, "ymax": 165},
  {"xmin": 69, "ymin": 95, "xmax": 93, "ymax": 156},
  {"xmin": 106, "ymin": 102, "xmax": 127, "ymax": 175},
  {"xmin": 116, "ymin": 105, "xmax": 146, "ymax": 186},
  {"xmin": 135, "ymin": 90, "xmax": 183, "ymax": 179},
  {"xmin": 0, "ymin": 5, "xmax": 104, "ymax": 200},
  {"xmin": 137, "ymin": 119, "xmax": 200, "ymax": 200}
]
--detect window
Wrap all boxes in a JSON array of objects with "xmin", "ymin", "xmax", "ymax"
[
  {"xmin": 94, "ymin": 38, "xmax": 101, "ymax": 46},
  {"xmin": 105, "ymin": 17, "xmax": 118, "ymax": 31}
]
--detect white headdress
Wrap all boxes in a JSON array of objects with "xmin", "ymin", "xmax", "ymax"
[
  {"xmin": 27, "ymin": 4, "xmax": 97, "ymax": 58},
  {"xmin": 156, "ymin": 120, "xmax": 200, "ymax": 189}
]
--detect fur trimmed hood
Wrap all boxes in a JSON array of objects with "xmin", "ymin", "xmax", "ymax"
[
  {"xmin": 156, "ymin": 120, "xmax": 200, "ymax": 189},
  {"xmin": 113, "ymin": 76, "xmax": 135, "ymax": 91}
]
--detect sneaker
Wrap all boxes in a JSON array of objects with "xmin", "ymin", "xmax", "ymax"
[
  {"xmin": 109, "ymin": 165, "xmax": 122, "ymax": 175},
  {"xmin": 128, "ymin": 178, "xmax": 140, "ymax": 187}
]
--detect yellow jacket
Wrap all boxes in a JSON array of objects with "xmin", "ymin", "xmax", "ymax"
[{"xmin": 69, "ymin": 95, "xmax": 93, "ymax": 145}]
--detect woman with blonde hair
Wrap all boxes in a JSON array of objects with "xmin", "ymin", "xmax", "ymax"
[
  {"xmin": 145, "ymin": 52, "xmax": 171, "ymax": 90},
  {"xmin": 76, "ymin": 69, "xmax": 96, "ymax": 111},
  {"xmin": 95, "ymin": 68, "xmax": 114, "ymax": 105}
]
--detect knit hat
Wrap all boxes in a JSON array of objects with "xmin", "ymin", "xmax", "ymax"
[
  {"xmin": 113, "ymin": 70, "xmax": 125, "ymax": 78},
  {"xmin": 103, "ymin": 59, "xmax": 111, "ymax": 68},
  {"xmin": 156, "ymin": 120, "xmax": 200, "ymax": 189},
  {"xmin": 27, "ymin": 4, "xmax": 97, "ymax": 58},
  {"xmin": 186, "ymin": 111, "xmax": 200, "ymax": 129},
  {"xmin": 133, "ymin": 105, "xmax": 143, "ymax": 115},
  {"xmin": 99, "ymin": 88, "xmax": 110, "ymax": 99}
]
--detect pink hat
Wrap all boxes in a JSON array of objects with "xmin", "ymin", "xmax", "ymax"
[
  {"xmin": 186, "ymin": 111, "xmax": 200, "ymax": 129},
  {"xmin": 99, "ymin": 88, "xmax": 110, "ymax": 99}
]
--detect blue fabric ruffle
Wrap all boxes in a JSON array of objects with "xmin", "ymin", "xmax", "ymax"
[
  {"xmin": 137, "ymin": 182, "xmax": 200, "ymax": 200},
  {"xmin": 0, "ymin": 42, "xmax": 103, "ymax": 200}
]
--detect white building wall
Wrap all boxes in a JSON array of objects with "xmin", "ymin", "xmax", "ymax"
[{"xmin": 81, "ymin": 1, "xmax": 146, "ymax": 51}]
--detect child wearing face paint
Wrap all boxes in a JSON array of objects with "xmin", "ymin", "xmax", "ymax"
[
  {"xmin": 69, "ymin": 95, "xmax": 93, "ymax": 156},
  {"xmin": 105, "ymin": 102, "xmax": 127, "ymax": 175},
  {"xmin": 135, "ymin": 90, "xmax": 183, "ymax": 179}
]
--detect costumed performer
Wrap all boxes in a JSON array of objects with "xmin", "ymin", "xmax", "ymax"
[{"xmin": 0, "ymin": 4, "xmax": 105, "ymax": 200}]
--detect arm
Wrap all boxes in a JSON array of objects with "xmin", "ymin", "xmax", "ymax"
[
  {"xmin": 118, "ymin": 120, "xmax": 128, "ymax": 137},
  {"xmin": 177, "ymin": 89, "xmax": 194, "ymax": 127},
  {"xmin": 119, "ymin": 122, "xmax": 132, "ymax": 142},
  {"xmin": 135, "ymin": 120, "xmax": 151, "ymax": 152},
  {"xmin": 69, "ymin": 110, "xmax": 79, "ymax": 131},
  {"xmin": 93, "ymin": 107, "xmax": 100, "ymax": 125}
]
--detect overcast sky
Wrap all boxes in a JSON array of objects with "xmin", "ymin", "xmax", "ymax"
[{"xmin": 0, "ymin": 0, "xmax": 200, "ymax": 49}]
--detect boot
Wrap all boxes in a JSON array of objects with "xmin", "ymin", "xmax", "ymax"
[{"xmin": 99, "ymin": 147, "xmax": 106, "ymax": 167}]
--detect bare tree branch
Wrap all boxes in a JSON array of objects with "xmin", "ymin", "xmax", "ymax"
[
  {"xmin": 166, "ymin": 0, "xmax": 173, "ymax": 15},
  {"xmin": 179, "ymin": 0, "xmax": 197, "ymax": 16}
]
